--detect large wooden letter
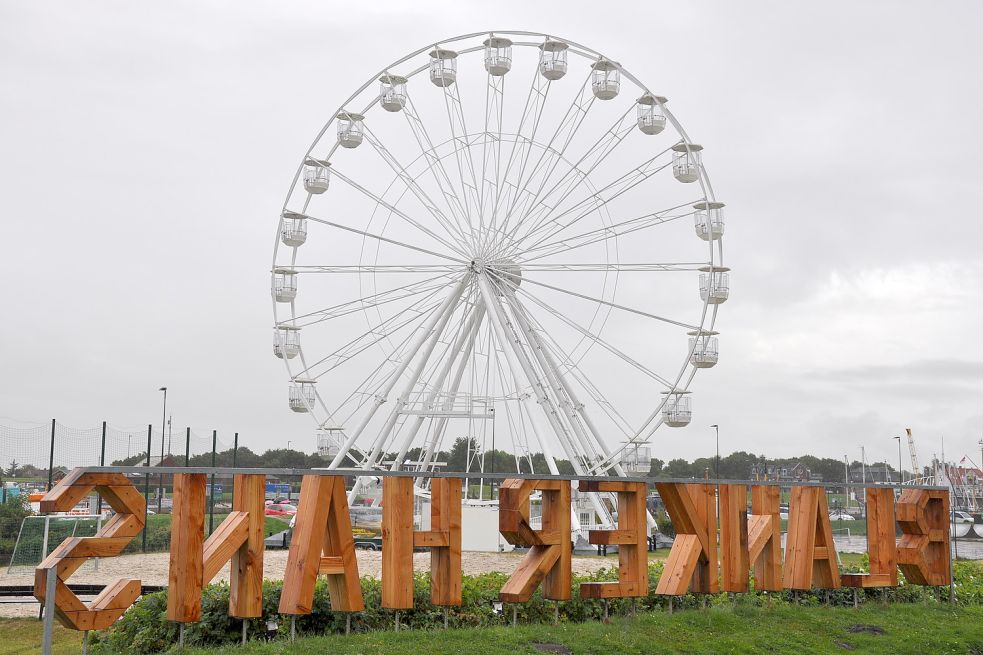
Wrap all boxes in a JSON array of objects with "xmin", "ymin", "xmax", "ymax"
[
  {"xmin": 499, "ymin": 478, "xmax": 571, "ymax": 602},
  {"xmin": 719, "ymin": 484, "xmax": 750, "ymax": 592},
  {"xmin": 34, "ymin": 470, "xmax": 145, "ymax": 630},
  {"xmin": 655, "ymin": 483, "xmax": 718, "ymax": 595},
  {"xmin": 748, "ymin": 485, "xmax": 782, "ymax": 591},
  {"xmin": 783, "ymin": 486, "xmax": 840, "ymax": 590},
  {"xmin": 381, "ymin": 477, "xmax": 462, "ymax": 608},
  {"xmin": 166, "ymin": 474, "xmax": 266, "ymax": 622},
  {"xmin": 841, "ymin": 487, "xmax": 897, "ymax": 588},
  {"xmin": 578, "ymin": 481, "xmax": 648, "ymax": 599},
  {"xmin": 279, "ymin": 475, "xmax": 364, "ymax": 614},
  {"xmin": 897, "ymin": 488, "xmax": 950, "ymax": 586}
]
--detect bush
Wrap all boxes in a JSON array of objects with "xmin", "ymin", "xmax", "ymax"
[{"xmin": 87, "ymin": 560, "xmax": 983, "ymax": 654}]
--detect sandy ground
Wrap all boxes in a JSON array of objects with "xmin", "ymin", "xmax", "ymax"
[{"xmin": 0, "ymin": 550, "xmax": 616, "ymax": 618}]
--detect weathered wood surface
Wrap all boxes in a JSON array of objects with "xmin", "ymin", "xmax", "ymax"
[
  {"xmin": 897, "ymin": 489, "xmax": 950, "ymax": 586},
  {"xmin": 499, "ymin": 478, "xmax": 571, "ymax": 602},
  {"xmin": 783, "ymin": 486, "xmax": 840, "ymax": 590},
  {"xmin": 841, "ymin": 487, "xmax": 897, "ymax": 589},
  {"xmin": 279, "ymin": 475, "xmax": 364, "ymax": 615},
  {"xmin": 720, "ymin": 484, "xmax": 750, "ymax": 593},
  {"xmin": 748, "ymin": 484, "xmax": 782, "ymax": 592},
  {"xmin": 654, "ymin": 483, "xmax": 718, "ymax": 595},
  {"xmin": 579, "ymin": 481, "xmax": 648, "ymax": 599},
  {"xmin": 33, "ymin": 469, "xmax": 145, "ymax": 631}
]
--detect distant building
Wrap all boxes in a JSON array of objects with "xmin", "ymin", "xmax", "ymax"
[{"xmin": 748, "ymin": 462, "xmax": 821, "ymax": 483}]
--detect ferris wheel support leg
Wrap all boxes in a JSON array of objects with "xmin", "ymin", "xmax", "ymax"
[
  {"xmin": 476, "ymin": 274, "xmax": 609, "ymax": 528},
  {"xmin": 503, "ymin": 290, "xmax": 617, "ymax": 529},
  {"xmin": 348, "ymin": 281, "xmax": 469, "ymax": 504},
  {"xmin": 390, "ymin": 303, "xmax": 486, "ymax": 468},
  {"xmin": 418, "ymin": 304, "xmax": 487, "ymax": 475}
]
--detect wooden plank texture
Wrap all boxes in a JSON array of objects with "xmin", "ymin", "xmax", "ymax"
[
  {"xmin": 719, "ymin": 484, "xmax": 749, "ymax": 592},
  {"xmin": 230, "ymin": 474, "xmax": 266, "ymax": 618},
  {"xmin": 579, "ymin": 481, "xmax": 648, "ymax": 598}
]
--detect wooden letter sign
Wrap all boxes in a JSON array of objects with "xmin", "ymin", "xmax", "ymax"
[
  {"xmin": 897, "ymin": 489, "xmax": 950, "ymax": 586},
  {"xmin": 841, "ymin": 487, "xmax": 897, "ymax": 588},
  {"xmin": 655, "ymin": 483, "xmax": 718, "ymax": 595},
  {"xmin": 783, "ymin": 486, "xmax": 839, "ymax": 590},
  {"xmin": 381, "ymin": 477, "xmax": 462, "ymax": 608},
  {"xmin": 498, "ymin": 478, "xmax": 571, "ymax": 602},
  {"xmin": 279, "ymin": 475, "xmax": 364, "ymax": 615},
  {"xmin": 719, "ymin": 484, "xmax": 750, "ymax": 593},
  {"xmin": 578, "ymin": 481, "xmax": 648, "ymax": 599},
  {"xmin": 34, "ymin": 470, "xmax": 145, "ymax": 630},
  {"xmin": 748, "ymin": 485, "xmax": 782, "ymax": 592},
  {"xmin": 166, "ymin": 474, "xmax": 266, "ymax": 622}
]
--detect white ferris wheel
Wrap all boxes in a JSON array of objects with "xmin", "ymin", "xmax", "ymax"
[{"xmin": 272, "ymin": 30, "xmax": 728, "ymax": 526}]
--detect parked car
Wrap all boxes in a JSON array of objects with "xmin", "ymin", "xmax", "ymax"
[
  {"xmin": 828, "ymin": 511, "xmax": 855, "ymax": 521},
  {"xmin": 953, "ymin": 511, "xmax": 974, "ymax": 524},
  {"xmin": 265, "ymin": 503, "xmax": 298, "ymax": 517}
]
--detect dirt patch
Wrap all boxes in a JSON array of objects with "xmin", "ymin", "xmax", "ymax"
[
  {"xmin": 847, "ymin": 624, "xmax": 885, "ymax": 635},
  {"xmin": 532, "ymin": 644, "xmax": 573, "ymax": 654}
]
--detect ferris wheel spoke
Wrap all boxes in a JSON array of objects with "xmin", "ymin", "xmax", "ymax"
[
  {"xmin": 499, "ymin": 69, "xmax": 596, "ymax": 238},
  {"xmin": 362, "ymin": 128, "xmax": 474, "ymax": 254},
  {"xmin": 509, "ymin": 106, "xmax": 636, "ymax": 249},
  {"xmin": 301, "ymin": 212, "xmax": 468, "ymax": 265},
  {"xmin": 439, "ymin": 78, "xmax": 483, "ymax": 234},
  {"xmin": 515, "ymin": 147, "xmax": 675, "ymax": 252},
  {"xmin": 330, "ymin": 168, "xmax": 471, "ymax": 258},
  {"xmin": 502, "ymin": 272, "xmax": 700, "ymax": 331},
  {"xmin": 291, "ymin": 265, "xmax": 461, "ymax": 273},
  {"xmin": 287, "ymin": 273, "xmax": 454, "ymax": 327},
  {"xmin": 511, "ymin": 283, "xmax": 675, "ymax": 387},
  {"xmin": 297, "ymin": 288, "xmax": 449, "ymax": 380},
  {"xmin": 520, "ymin": 200, "xmax": 699, "ymax": 262},
  {"xmin": 401, "ymin": 95, "xmax": 478, "ymax": 250},
  {"xmin": 496, "ymin": 262, "xmax": 707, "ymax": 273},
  {"xmin": 490, "ymin": 64, "xmax": 552, "ymax": 246}
]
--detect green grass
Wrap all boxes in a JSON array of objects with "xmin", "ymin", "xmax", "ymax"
[
  {"xmin": 6, "ymin": 604, "xmax": 983, "ymax": 655},
  {"xmin": 177, "ymin": 604, "xmax": 983, "ymax": 654}
]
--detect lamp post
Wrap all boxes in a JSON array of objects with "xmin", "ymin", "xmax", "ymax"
[
  {"xmin": 893, "ymin": 435, "xmax": 903, "ymax": 488},
  {"xmin": 710, "ymin": 425, "xmax": 720, "ymax": 479},
  {"xmin": 158, "ymin": 387, "xmax": 167, "ymax": 514}
]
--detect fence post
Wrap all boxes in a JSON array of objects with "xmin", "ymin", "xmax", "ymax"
[
  {"xmin": 185, "ymin": 427, "xmax": 191, "ymax": 466},
  {"xmin": 47, "ymin": 419, "xmax": 56, "ymax": 490},
  {"xmin": 143, "ymin": 424, "xmax": 152, "ymax": 552},
  {"xmin": 233, "ymin": 432, "xmax": 239, "ymax": 468},
  {"xmin": 41, "ymin": 566, "xmax": 56, "ymax": 655},
  {"xmin": 209, "ymin": 429, "xmax": 217, "ymax": 534},
  {"xmin": 97, "ymin": 421, "xmax": 107, "ymax": 515}
]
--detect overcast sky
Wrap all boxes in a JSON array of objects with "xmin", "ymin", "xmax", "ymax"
[{"xmin": 1, "ymin": 1, "xmax": 981, "ymax": 471}]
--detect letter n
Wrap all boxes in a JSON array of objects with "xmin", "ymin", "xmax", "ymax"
[
  {"xmin": 166, "ymin": 473, "xmax": 266, "ymax": 622},
  {"xmin": 382, "ymin": 477, "xmax": 462, "ymax": 609},
  {"xmin": 279, "ymin": 475, "xmax": 364, "ymax": 615},
  {"xmin": 841, "ymin": 487, "xmax": 897, "ymax": 588},
  {"xmin": 499, "ymin": 478, "xmax": 571, "ymax": 602}
]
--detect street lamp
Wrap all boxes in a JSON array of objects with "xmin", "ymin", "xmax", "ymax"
[
  {"xmin": 158, "ymin": 387, "xmax": 167, "ymax": 514},
  {"xmin": 710, "ymin": 425, "xmax": 720, "ymax": 479},
  {"xmin": 287, "ymin": 440, "xmax": 293, "ymax": 451},
  {"xmin": 893, "ymin": 435, "xmax": 903, "ymax": 487}
]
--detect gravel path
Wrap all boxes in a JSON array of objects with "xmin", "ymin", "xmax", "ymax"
[{"xmin": 0, "ymin": 550, "xmax": 615, "ymax": 618}]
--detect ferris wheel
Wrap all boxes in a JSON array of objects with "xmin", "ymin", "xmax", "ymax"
[{"xmin": 271, "ymin": 31, "xmax": 728, "ymax": 525}]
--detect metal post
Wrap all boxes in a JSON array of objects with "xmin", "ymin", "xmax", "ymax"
[
  {"xmin": 290, "ymin": 616, "xmax": 296, "ymax": 641},
  {"xmin": 666, "ymin": 597, "xmax": 671, "ymax": 615},
  {"xmin": 553, "ymin": 601, "xmax": 559, "ymax": 624},
  {"xmin": 47, "ymin": 419, "xmax": 56, "ymax": 490},
  {"xmin": 511, "ymin": 604, "xmax": 517, "ymax": 627},
  {"xmin": 82, "ymin": 631, "xmax": 89, "ymax": 655},
  {"xmin": 158, "ymin": 388, "xmax": 167, "ymax": 514},
  {"xmin": 185, "ymin": 427, "xmax": 191, "ymax": 466},
  {"xmin": 233, "ymin": 432, "xmax": 239, "ymax": 468},
  {"xmin": 41, "ymin": 515, "xmax": 50, "ymax": 560},
  {"xmin": 347, "ymin": 613, "xmax": 352, "ymax": 634},
  {"xmin": 97, "ymin": 421, "xmax": 107, "ymax": 515},
  {"xmin": 395, "ymin": 610, "xmax": 400, "ymax": 632},
  {"xmin": 241, "ymin": 619, "xmax": 247, "ymax": 645},
  {"xmin": 209, "ymin": 430, "xmax": 217, "ymax": 535},
  {"xmin": 179, "ymin": 623, "xmax": 185, "ymax": 647},
  {"xmin": 143, "ymin": 424, "xmax": 152, "ymax": 552},
  {"xmin": 443, "ymin": 607, "xmax": 448, "ymax": 629},
  {"xmin": 41, "ymin": 566, "xmax": 56, "ymax": 655}
]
